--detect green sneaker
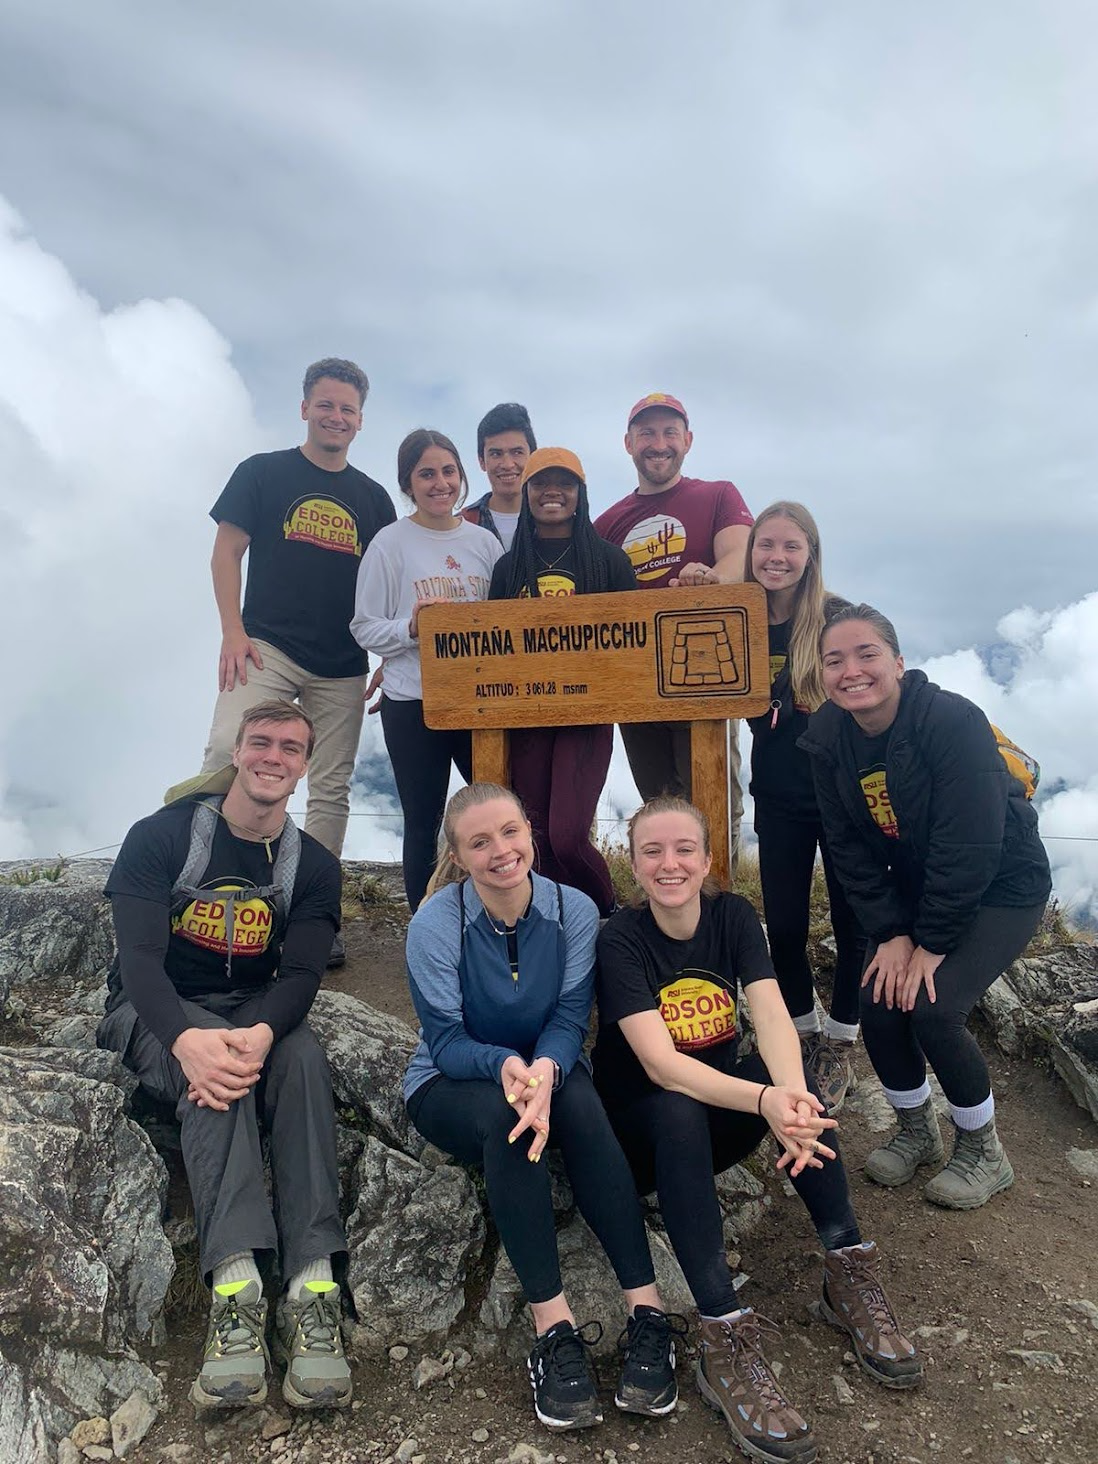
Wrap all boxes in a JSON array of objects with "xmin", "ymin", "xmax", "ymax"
[
  {"xmin": 273, "ymin": 1281, "xmax": 352, "ymax": 1409},
  {"xmin": 191, "ymin": 1279, "xmax": 269, "ymax": 1409}
]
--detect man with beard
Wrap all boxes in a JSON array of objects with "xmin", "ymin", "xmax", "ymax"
[{"xmin": 594, "ymin": 394, "xmax": 753, "ymax": 862}]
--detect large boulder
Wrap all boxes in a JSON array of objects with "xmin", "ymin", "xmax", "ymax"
[
  {"xmin": 981, "ymin": 945, "xmax": 1098, "ymax": 1122},
  {"xmin": 345, "ymin": 1136, "xmax": 486, "ymax": 1357},
  {"xmin": 0, "ymin": 1045, "xmax": 170, "ymax": 1461},
  {"xmin": 0, "ymin": 860, "xmax": 114, "ymax": 1045},
  {"xmin": 309, "ymin": 989, "xmax": 422, "ymax": 1157}
]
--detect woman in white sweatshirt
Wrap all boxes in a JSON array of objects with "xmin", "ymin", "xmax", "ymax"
[{"xmin": 351, "ymin": 429, "xmax": 503, "ymax": 909}]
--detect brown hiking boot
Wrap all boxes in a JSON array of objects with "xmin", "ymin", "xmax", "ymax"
[
  {"xmin": 802, "ymin": 1034, "xmax": 857, "ymax": 1112},
  {"xmin": 818, "ymin": 1242, "xmax": 922, "ymax": 1388},
  {"xmin": 695, "ymin": 1310, "xmax": 817, "ymax": 1463}
]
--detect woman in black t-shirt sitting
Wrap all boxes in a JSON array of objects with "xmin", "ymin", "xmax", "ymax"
[
  {"xmin": 744, "ymin": 501, "xmax": 863, "ymax": 1111},
  {"xmin": 488, "ymin": 448, "xmax": 637, "ymax": 916},
  {"xmin": 594, "ymin": 796, "xmax": 920, "ymax": 1464}
]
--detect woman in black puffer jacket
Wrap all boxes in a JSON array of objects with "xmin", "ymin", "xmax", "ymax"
[{"xmin": 799, "ymin": 603, "xmax": 1051, "ymax": 1210}]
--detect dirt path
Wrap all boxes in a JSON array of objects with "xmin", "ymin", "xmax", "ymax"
[{"xmin": 132, "ymin": 908, "xmax": 1098, "ymax": 1464}]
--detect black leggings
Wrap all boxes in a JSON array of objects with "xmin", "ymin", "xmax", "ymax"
[
  {"xmin": 604, "ymin": 1052, "xmax": 860, "ymax": 1317},
  {"xmin": 380, "ymin": 696, "xmax": 472, "ymax": 912},
  {"xmin": 407, "ymin": 1064, "xmax": 655, "ymax": 1305},
  {"xmin": 861, "ymin": 903, "xmax": 1046, "ymax": 1108},
  {"xmin": 754, "ymin": 802, "xmax": 865, "ymax": 1026}
]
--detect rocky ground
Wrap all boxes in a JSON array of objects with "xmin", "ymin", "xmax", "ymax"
[{"xmin": 108, "ymin": 905, "xmax": 1098, "ymax": 1464}]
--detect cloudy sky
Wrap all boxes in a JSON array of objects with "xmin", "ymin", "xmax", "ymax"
[{"xmin": 1, "ymin": 2, "xmax": 1096, "ymax": 915}]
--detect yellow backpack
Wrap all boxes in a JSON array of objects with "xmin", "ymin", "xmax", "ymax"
[{"xmin": 990, "ymin": 724, "xmax": 1040, "ymax": 800}]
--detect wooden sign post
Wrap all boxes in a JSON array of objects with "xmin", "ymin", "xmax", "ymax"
[{"xmin": 419, "ymin": 584, "xmax": 770, "ymax": 886}]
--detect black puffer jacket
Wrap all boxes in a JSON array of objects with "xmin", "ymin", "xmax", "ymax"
[{"xmin": 798, "ymin": 670, "xmax": 1051, "ymax": 954}]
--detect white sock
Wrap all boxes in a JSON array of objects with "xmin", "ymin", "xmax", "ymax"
[
  {"xmin": 286, "ymin": 1257, "xmax": 334, "ymax": 1301},
  {"xmin": 793, "ymin": 1012, "xmax": 821, "ymax": 1036},
  {"xmin": 882, "ymin": 1081, "xmax": 933, "ymax": 1109},
  {"xmin": 823, "ymin": 1017, "xmax": 859, "ymax": 1043},
  {"xmin": 949, "ymin": 1094, "xmax": 995, "ymax": 1131},
  {"xmin": 212, "ymin": 1252, "xmax": 261, "ymax": 1291},
  {"xmin": 702, "ymin": 1307, "xmax": 748, "ymax": 1324}
]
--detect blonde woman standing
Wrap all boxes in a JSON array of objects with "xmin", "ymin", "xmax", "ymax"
[{"xmin": 744, "ymin": 502, "xmax": 862, "ymax": 1108}]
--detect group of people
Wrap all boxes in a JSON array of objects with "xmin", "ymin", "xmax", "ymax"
[{"xmin": 97, "ymin": 358, "xmax": 1052, "ymax": 1461}]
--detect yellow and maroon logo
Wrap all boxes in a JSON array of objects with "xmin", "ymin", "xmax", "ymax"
[
  {"xmin": 520, "ymin": 572, "xmax": 576, "ymax": 599},
  {"xmin": 860, "ymin": 768, "xmax": 898, "ymax": 839},
  {"xmin": 658, "ymin": 971, "xmax": 737, "ymax": 1051},
  {"xmin": 283, "ymin": 496, "xmax": 361, "ymax": 556},
  {"xmin": 172, "ymin": 882, "xmax": 274, "ymax": 956}
]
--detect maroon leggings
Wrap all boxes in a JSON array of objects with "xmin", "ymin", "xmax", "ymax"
[{"xmin": 509, "ymin": 723, "xmax": 615, "ymax": 915}]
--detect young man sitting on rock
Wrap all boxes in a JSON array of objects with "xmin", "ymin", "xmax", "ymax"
[{"xmin": 98, "ymin": 700, "xmax": 352, "ymax": 1412}]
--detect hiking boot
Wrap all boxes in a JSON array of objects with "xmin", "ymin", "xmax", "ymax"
[
  {"xmin": 818, "ymin": 1242, "xmax": 922, "ymax": 1389},
  {"xmin": 802, "ymin": 1034, "xmax": 857, "ymax": 1112},
  {"xmin": 191, "ymin": 1279, "xmax": 269, "ymax": 1408},
  {"xmin": 527, "ymin": 1320, "xmax": 603, "ymax": 1430},
  {"xmin": 273, "ymin": 1281, "xmax": 352, "ymax": 1409},
  {"xmin": 864, "ymin": 1098, "xmax": 944, "ymax": 1187},
  {"xmin": 615, "ymin": 1306, "xmax": 687, "ymax": 1417},
  {"xmin": 923, "ymin": 1117, "xmax": 1014, "ymax": 1210},
  {"xmin": 326, "ymin": 931, "xmax": 346, "ymax": 969},
  {"xmin": 695, "ymin": 1310, "xmax": 817, "ymax": 1463}
]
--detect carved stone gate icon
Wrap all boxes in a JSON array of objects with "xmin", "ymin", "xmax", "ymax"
[{"xmin": 655, "ymin": 607, "xmax": 750, "ymax": 699}]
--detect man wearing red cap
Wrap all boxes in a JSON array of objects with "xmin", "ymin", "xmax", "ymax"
[{"xmin": 594, "ymin": 395, "xmax": 753, "ymax": 858}]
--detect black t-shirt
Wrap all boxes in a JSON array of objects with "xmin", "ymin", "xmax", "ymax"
[
  {"xmin": 105, "ymin": 802, "xmax": 340, "ymax": 1045},
  {"xmin": 488, "ymin": 535, "xmax": 638, "ymax": 599},
  {"xmin": 850, "ymin": 723, "xmax": 899, "ymax": 844},
  {"xmin": 212, "ymin": 448, "xmax": 396, "ymax": 678},
  {"xmin": 747, "ymin": 619, "xmax": 817, "ymax": 819},
  {"xmin": 593, "ymin": 893, "xmax": 775, "ymax": 1107}
]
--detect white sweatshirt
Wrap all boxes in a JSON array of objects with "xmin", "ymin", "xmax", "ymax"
[{"xmin": 350, "ymin": 515, "xmax": 503, "ymax": 701}]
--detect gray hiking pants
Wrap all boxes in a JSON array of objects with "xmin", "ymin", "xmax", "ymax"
[{"xmin": 98, "ymin": 989, "xmax": 346, "ymax": 1284}]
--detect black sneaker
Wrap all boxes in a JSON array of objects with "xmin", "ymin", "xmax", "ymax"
[
  {"xmin": 526, "ymin": 1320, "xmax": 603, "ymax": 1430},
  {"xmin": 615, "ymin": 1305, "xmax": 687, "ymax": 1416}
]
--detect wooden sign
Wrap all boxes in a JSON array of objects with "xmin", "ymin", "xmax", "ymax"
[{"xmin": 419, "ymin": 584, "xmax": 771, "ymax": 730}]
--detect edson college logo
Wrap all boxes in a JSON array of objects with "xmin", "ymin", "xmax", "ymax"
[
  {"xmin": 623, "ymin": 513, "xmax": 687, "ymax": 582},
  {"xmin": 172, "ymin": 883, "xmax": 275, "ymax": 956},
  {"xmin": 659, "ymin": 972, "xmax": 738, "ymax": 1050},
  {"xmin": 520, "ymin": 572, "xmax": 576, "ymax": 599},
  {"xmin": 283, "ymin": 496, "xmax": 361, "ymax": 555}
]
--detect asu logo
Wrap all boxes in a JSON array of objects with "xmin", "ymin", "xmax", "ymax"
[
  {"xmin": 445, "ymin": 555, "xmax": 462, "ymax": 571},
  {"xmin": 659, "ymin": 972, "xmax": 737, "ymax": 1050},
  {"xmin": 860, "ymin": 768, "xmax": 898, "ymax": 839},
  {"xmin": 623, "ymin": 514, "xmax": 688, "ymax": 582},
  {"xmin": 520, "ymin": 572, "xmax": 576, "ymax": 599},
  {"xmin": 172, "ymin": 882, "xmax": 274, "ymax": 956},
  {"xmin": 283, "ymin": 496, "xmax": 361, "ymax": 556}
]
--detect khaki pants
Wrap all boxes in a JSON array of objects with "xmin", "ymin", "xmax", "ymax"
[
  {"xmin": 200, "ymin": 638, "xmax": 368, "ymax": 856},
  {"xmin": 619, "ymin": 719, "xmax": 744, "ymax": 871}
]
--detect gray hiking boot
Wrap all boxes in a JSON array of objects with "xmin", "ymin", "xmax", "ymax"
[
  {"xmin": 273, "ymin": 1281, "xmax": 352, "ymax": 1409},
  {"xmin": 864, "ymin": 1099, "xmax": 945, "ymax": 1187},
  {"xmin": 802, "ymin": 1034, "xmax": 857, "ymax": 1113},
  {"xmin": 923, "ymin": 1117, "xmax": 1014, "ymax": 1209},
  {"xmin": 191, "ymin": 1279, "xmax": 269, "ymax": 1408}
]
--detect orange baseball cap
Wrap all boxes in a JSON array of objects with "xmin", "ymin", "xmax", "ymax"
[
  {"xmin": 627, "ymin": 392, "xmax": 689, "ymax": 428},
  {"xmin": 520, "ymin": 446, "xmax": 586, "ymax": 486}
]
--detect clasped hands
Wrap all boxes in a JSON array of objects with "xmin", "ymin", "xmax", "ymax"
[
  {"xmin": 500, "ymin": 1054, "xmax": 556, "ymax": 1163},
  {"xmin": 760, "ymin": 1085, "xmax": 839, "ymax": 1177},
  {"xmin": 863, "ymin": 936, "xmax": 945, "ymax": 1012},
  {"xmin": 171, "ymin": 1023, "xmax": 275, "ymax": 1111}
]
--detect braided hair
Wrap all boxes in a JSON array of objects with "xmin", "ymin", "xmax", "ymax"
[{"xmin": 500, "ymin": 471, "xmax": 613, "ymax": 599}]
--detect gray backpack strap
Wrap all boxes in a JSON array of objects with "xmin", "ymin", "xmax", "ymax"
[
  {"xmin": 269, "ymin": 818, "xmax": 301, "ymax": 931},
  {"xmin": 172, "ymin": 797, "xmax": 222, "ymax": 907}
]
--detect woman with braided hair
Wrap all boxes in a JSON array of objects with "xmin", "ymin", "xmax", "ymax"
[{"xmin": 488, "ymin": 448, "xmax": 637, "ymax": 915}]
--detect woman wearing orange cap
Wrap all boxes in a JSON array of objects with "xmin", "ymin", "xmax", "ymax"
[{"xmin": 489, "ymin": 449, "xmax": 637, "ymax": 915}]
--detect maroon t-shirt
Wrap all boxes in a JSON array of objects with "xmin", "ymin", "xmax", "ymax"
[{"xmin": 593, "ymin": 476, "xmax": 753, "ymax": 587}]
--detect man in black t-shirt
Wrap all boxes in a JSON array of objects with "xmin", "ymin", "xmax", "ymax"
[
  {"xmin": 100, "ymin": 702, "xmax": 352, "ymax": 1413},
  {"xmin": 193, "ymin": 359, "xmax": 396, "ymax": 930}
]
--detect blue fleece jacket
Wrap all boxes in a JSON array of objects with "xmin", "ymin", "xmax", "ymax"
[{"xmin": 402, "ymin": 872, "xmax": 598, "ymax": 1102}]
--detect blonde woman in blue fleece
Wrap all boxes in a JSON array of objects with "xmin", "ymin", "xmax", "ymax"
[{"xmin": 404, "ymin": 783, "xmax": 683, "ymax": 1434}]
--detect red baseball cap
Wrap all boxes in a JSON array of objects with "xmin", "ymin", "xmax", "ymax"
[{"xmin": 627, "ymin": 392, "xmax": 689, "ymax": 428}]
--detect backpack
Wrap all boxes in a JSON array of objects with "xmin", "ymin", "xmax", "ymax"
[
  {"xmin": 990, "ymin": 725, "xmax": 1040, "ymax": 800},
  {"xmin": 169, "ymin": 796, "xmax": 301, "ymax": 975}
]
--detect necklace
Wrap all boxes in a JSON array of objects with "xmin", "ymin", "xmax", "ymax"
[
  {"xmin": 482, "ymin": 888, "xmax": 532, "ymax": 936},
  {"xmin": 217, "ymin": 806, "xmax": 287, "ymax": 862},
  {"xmin": 534, "ymin": 538, "xmax": 573, "ymax": 572}
]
